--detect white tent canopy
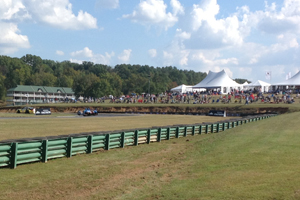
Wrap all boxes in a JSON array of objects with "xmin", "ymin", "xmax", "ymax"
[
  {"xmin": 171, "ymin": 84, "xmax": 204, "ymax": 93},
  {"xmin": 242, "ymin": 81, "xmax": 249, "ymax": 86},
  {"xmin": 193, "ymin": 70, "xmax": 242, "ymax": 93},
  {"xmin": 170, "ymin": 84, "xmax": 189, "ymax": 93},
  {"xmin": 274, "ymin": 71, "xmax": 300, "ymax": 86},
  {"xmin": 246, "ymin": 80, "xmax": 271, "ymax": 92}
]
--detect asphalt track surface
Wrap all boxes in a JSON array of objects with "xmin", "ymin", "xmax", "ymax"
[{"xmin": 0, "ymin": 113, "xmax": 142, "ymax": 119}]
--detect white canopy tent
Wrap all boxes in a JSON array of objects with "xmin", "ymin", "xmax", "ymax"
[
  {"xmin": 246, "ymin": 80, "xmax": 271, "ymax": 92},
  {"xmin": 170, "ymin": 84, "xmax": 205, "ymax": 93},
  {"xmin": 242, "ymin": 81, "xmax": 249, "ymax": 89},
  {"xmin": 274, "ymin": 71, "xmax": 300, "ymax": 86},
  {"xmin": 193, "ymin": 70, "xmax": 242, "ymax": 94}
]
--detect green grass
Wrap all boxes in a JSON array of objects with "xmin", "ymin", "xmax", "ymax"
[
  {"xmin": 0, "ymin": 112, "xmax": 300, "ymax": 199},
  {"xmin": 0, "ymin": 114, "xmax": 231, "ymax": 141}
]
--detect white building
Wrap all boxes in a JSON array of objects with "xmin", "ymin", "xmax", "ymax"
[{"xmin": 7, "ymin": 85, "xmax": 75, "ymax": 105}]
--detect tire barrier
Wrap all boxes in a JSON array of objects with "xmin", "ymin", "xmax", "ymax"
[{"xmin": 0, "ymin": 114, "xmax": 277, "ymax": 169}]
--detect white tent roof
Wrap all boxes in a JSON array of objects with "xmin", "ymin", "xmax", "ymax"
[
  {"xmin": 193, "ymin": 70, "xmax": 241, "ymax": 88},
  {"xmin": 274, "ymin": 71, "xmax": 300, "ymax": 86},
  {"xmin": 170, "ymin": 84, "xmax": 187, "ymax": 92},
  {"xmin": 242, "ymin": 81, "xmax": 249, "ymax": 85},
  {"xmin": 247, "ymin": 80, "xmax": 271, "ymax": 87}
]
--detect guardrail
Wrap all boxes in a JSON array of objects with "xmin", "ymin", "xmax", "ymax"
[{"xmin": 0, "ymin": 114, "xmax": 277, "ymax": 169}]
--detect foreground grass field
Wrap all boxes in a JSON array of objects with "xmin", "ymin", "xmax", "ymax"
[{"xmin": 0, "ymin": 112, "xmax": 300, "ymax": 199}]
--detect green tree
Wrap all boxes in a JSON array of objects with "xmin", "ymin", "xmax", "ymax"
[{"xmin": 0, "ymin": 74, "xmax": 6, "ymax": 100}]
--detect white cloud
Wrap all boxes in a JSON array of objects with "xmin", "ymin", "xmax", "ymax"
[
  {"xmin": 170, "ymin": 0, "xmax": 184, "ymax": 16},
  {"xmin": 118, "ymin": 49, "xmax": 132, "ymax": 63},
  {"xmin": 70, "ymin": 47, "xmax": 93, "ymax": 58},
  {"xmin": 257, "ymin": 0, "xmax": 300, "ymax": 35},
  {"xmin": 0, "ymin": 0, "xmax": 30, "ymax": 54},
  {"xmin": 182, "ymin": 0, "xmax": 244, "ymax": 49},
  {"xmin": 69, "ymin": 58, "xmax": 83, "ymax": 64},
  {"xmin": 70, "ymin": 47, "xmax": 115, "ymax": 65},
  {"xmin": 191, "ymin": 52, "xmax": 238, "ymax": 66},
  {"xmin": 289, "ymin": 38, "xmax": 299, "ymax": 48},
  {"xmin": 56, "ymin": 50, "xmax": 64, "ymax": 56},
  {"xmin": 92, "ymin": 52, "xmax": 115, "ymax": 65},
  {"xmin": 96, "ymin": 0, "xmax": 119, "ymax": 9},
  {"xmin": 123, "ymin": 0, "xmax": 183, "ymax": 30},
  {"xmin": 0, "ymin": 0, "xmax": 97, "ymax": 30},
  {"xmin": 0, "ymin": 0, "xmax": 98, "ymax": 55},
  {"xmin": 175, "ymin": 29, "xmax": 190, "ymax": 40},
  {"xmin": 163, "ymin": 51, "xmax": 173, "ymax": 65},
  {"xmin": 21, "ymin": 0, "xmax": 97, "ymax": 30},
  {"xmin": 148, "ymin": 49, "xmax": 157, "ymax": 58},
  {"xmin": 0, "ymin": 0, "xmax": 30, "ymax": 21},
  {"xmin": 0, "ymin": 21, "xmax": 30, "ymax": 54},
  {"xmin": 179, "ymin": 50, "xmax": 189, "ymax": 66}
]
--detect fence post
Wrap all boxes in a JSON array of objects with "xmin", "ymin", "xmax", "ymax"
[
  {"xmin": 199, "ymin": 125, "xmax": 202, "ymax": 134},
  {"xmin": 105, "ymin": 134, "xmax": 110, "ymax": 150},
  {"xmin": 87, "ymin": 135, "xmax": 93, "ymax": 153},
  {"xmin": 42, "ymin": 140, "xmax": 48, "ymax": 162},
  {"xmin": 134, "ymin": 130, "xmax": 139, "ymax": 146},
  {"xmin": 167, "ymin": 127, "xmax": 170, "ymax": 140},
  {"xmin": 192, "ymin": 126, "xmax": 195, "ymax": 136},
  {"xmin": 147, "ymin": 129, "xmax": 151, "ymax": 144},
  {"xmin": 206, "ymin": 124, "xmax": 209, "ymax": 134},
  {"xmin": 184, "ymin": 126, "xmax": 187, "ymax": 137},
  {"xmin": 67, "ymin": 137, "xmax": 73, "ymax": 157},
  {"xmin": 121, "ymin": 132, "xmax": 125, "ymax": 148},
  {"xmin": 157, "ymin": 128, "xmax": 161, "ymax": 142},
  {"xmin": 176, "ymin": 127, "xmax": 179, "ymax": 138},
  {"xmin": 11, "ymin": 142, "xmax": 18, "ymax": 169}
]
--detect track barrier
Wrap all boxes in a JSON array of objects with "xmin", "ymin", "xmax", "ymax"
[{"xmin": 0, "ymin": 114, "xmax": 277, "ymax": 169}]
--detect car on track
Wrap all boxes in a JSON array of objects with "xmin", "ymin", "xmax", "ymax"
[
  {"xmin": 77, "ymin": 108, "xmax": 98, "ymax": 116},
  {"xmin": 16, "ymin": 107, "xmax": 35, "ymax": 114},
  {"xmin": 35, "ymin": 108, "xmax": 51, "ymax": 115}
]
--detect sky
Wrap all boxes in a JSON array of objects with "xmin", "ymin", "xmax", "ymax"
[{"xmin": 1, "ymin": 0, "xmax": 300, "ymax": 83}]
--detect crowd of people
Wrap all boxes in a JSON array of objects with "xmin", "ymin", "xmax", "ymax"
[{"xmin": 74, "ymin": 88, "xmax": 298, "ymax": 105}]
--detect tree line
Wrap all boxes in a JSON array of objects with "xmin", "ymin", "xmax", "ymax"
[{"xmin": 0, "ymin": 54, "xmax": 210, "ymax": 99}]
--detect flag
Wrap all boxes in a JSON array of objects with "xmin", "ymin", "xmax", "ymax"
[{"xmin": 265, "ymin": 71, "xmax": 271, "ymax": 80}]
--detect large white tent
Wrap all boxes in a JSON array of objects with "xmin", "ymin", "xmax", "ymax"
[
  {"xmin": 242, "ymin": 81, "xmax": 249, "ymax": 86},
  {"xmin": 274, "ymin": 71, "xmax": 300, "ymax": 86},
  {"xmin": 170, "ymin": 84, "xmax": 205, "ymax": 93},
  {"xmin": 193, "ymin": 70, "xmax": 241, "ymax": 93},
  {"xmin": 170, "ymin": 84, "xmax": 191, "ymax": 93},
  {"xmin": 245, "ymin": 80, "xmax": 271, "ymax": 92}
]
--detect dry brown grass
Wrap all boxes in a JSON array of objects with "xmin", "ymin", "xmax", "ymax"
[{"xmin": 0, "ymin": 114, "xmax": 234, "ymax": 141}]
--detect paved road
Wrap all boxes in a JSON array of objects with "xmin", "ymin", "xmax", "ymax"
[{"xmin": 0, "ymin": 113, "xmax": 142, "ymax": 119}]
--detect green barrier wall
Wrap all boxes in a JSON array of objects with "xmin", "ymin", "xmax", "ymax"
[{"xmin": 0, "ymin": 114, "xmax": 277, "ymax": 169}]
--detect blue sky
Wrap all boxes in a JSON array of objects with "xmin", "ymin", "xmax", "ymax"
[{"xmin": 1, "ymin": 0, "xmax": 300, "ymax": 83}]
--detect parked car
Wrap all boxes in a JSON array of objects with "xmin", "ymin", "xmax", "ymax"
[{"xmin": 16, "ymin": 107, "xmax": 35, "ymax": 114}]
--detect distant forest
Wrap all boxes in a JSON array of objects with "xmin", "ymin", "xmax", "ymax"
[{"xmin": 0, "ymin": 54, "xmax": 250, "ymax": 100}]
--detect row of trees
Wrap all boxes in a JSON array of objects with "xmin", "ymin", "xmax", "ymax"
[{"xmin": 0, "ymin": 54, "xmax": 210, "ymax": 99}]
